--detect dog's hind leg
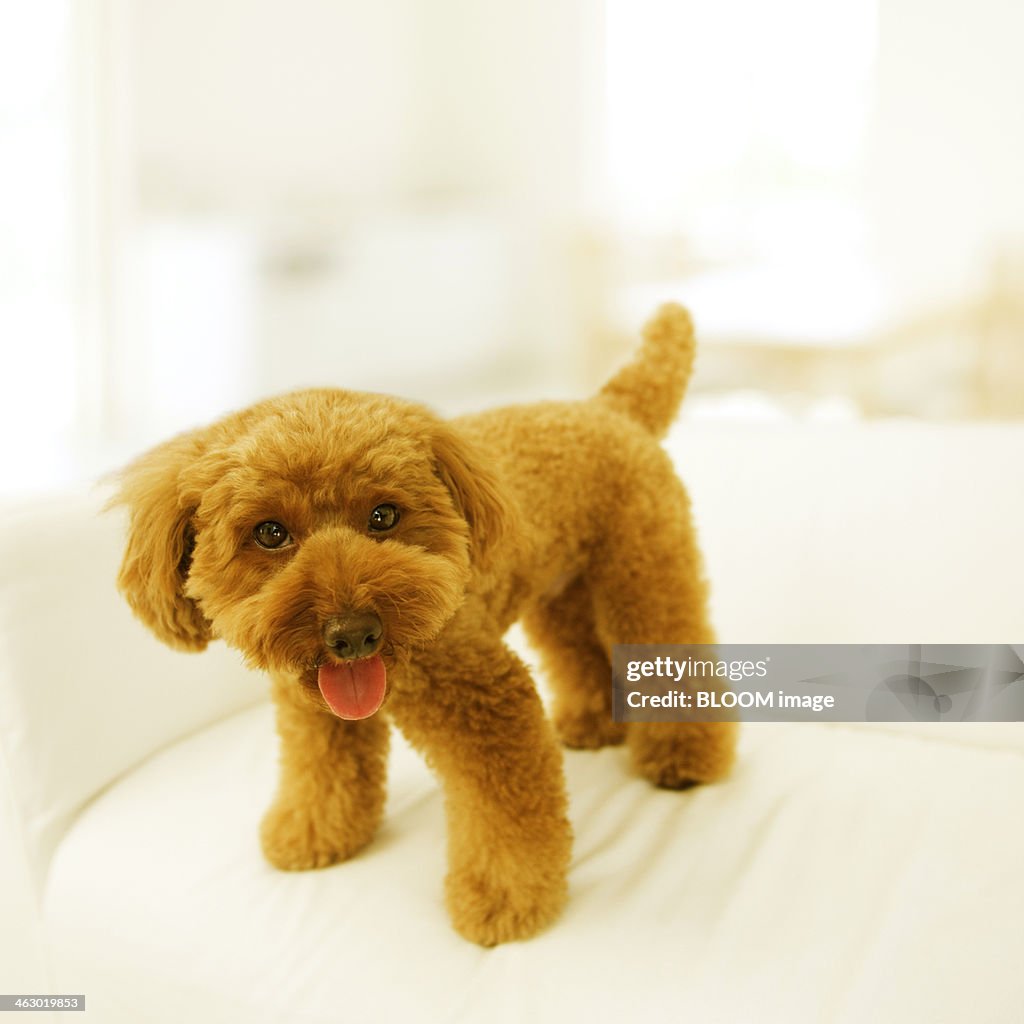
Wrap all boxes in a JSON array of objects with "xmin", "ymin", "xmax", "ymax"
[
  {"xmin": 522, "ymin": 577, "xmax": 627, "ymax": 749},
  {"xmin": 588, "ymin": 476, "xmax": 738, "ymax": 789}
]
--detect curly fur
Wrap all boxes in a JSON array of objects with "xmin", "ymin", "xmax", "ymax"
[{"xmin": 112, "ymin": 303, "xmax": 737, "ymax": 945}]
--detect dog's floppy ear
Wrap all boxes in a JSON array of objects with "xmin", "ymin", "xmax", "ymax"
[
  {"xmin": 109, "ymin": 430, "xmax": 213, "ymax": 651},
  {"xmin": 431, "ymin": 424, "xmax": 516, "ymax": 571}
]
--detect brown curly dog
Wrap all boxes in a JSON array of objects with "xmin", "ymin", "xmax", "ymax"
[{"xmin": 113, "ymin": 303, "xmax": 736, "ymax": 945}]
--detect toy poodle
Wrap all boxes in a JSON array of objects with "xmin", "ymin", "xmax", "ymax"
[{"xmin": 113, "ymin": 303, "xmax": 737, "ymax": 946}]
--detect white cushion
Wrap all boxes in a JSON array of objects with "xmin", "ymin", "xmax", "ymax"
[
  {"xmin": 44, "ymin": 703, "xmax": 1024, "ymax": 1023},
  {"xmin": 5, "ymin": 421, "xmax": 1021, "ymax": 887}
]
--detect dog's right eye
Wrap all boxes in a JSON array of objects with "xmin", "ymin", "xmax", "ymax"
[{"xmin": 253, "ymin": 521, "xmax": 292, "ymax": 549}]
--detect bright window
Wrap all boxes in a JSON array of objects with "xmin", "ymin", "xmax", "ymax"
[{"xmin": 603, "ymin": 0, "xmax": 878, "ymax": 259}]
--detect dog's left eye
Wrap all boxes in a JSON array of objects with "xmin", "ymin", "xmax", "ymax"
[
  {"xmin": 368, "ymin": 504, "xmax": 400, "ymax": 532},
  {"xmin": 253, "ymin": 521, "xmax": 293, "ymax": 549}
]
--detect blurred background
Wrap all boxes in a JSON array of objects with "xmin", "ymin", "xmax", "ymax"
[{"xmin": 3, "ymin": 0, "xmax": 1023, "ymax": 496}]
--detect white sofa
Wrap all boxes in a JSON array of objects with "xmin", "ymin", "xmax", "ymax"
[{"xmin": 2, "ymin": 422, "xmax": 1023, "ymax": 1023}]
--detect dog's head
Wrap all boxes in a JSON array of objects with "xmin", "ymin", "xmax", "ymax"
[{"xmin": 112, "ymin": 389, "xmax": 514, "ymax": 717}]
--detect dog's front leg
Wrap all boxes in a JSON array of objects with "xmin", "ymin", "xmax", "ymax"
[
  {"xmin": 260, "ymin": 673, "xmax": 390, "ymax": 870},
  {"xmin": 391, "ymin": 633, "xmax": 572, "ymax": 946}
]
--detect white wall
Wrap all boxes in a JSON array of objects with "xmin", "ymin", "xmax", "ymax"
[
  {"xmin": 867, "ymin": 0, "xmax": 1024, "ymax": 308},
  {"xmin": 408, "ymin": 0, "xmax": 592, "ymax": 210},
  {"xmin": 96, "ymin": 0, "xmax": 598, "ymax": 452},
  {"xmin": 131, "ymin": 0, "xmax": 591, "ymax": 215},
  {"xmin": 132, "ymin": 0, "xmax": 421, "ymax": 212}
]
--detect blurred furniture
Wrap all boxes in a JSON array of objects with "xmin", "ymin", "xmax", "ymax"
[
  {"xmin": 615, "ymin": 256, "xmax": 1024, "ymax": 418},
  {"xmin": 2, "ymin": 423, "xmax": 1023, "ymax": 1022}
]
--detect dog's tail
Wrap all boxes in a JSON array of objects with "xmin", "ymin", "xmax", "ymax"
[{"xmin": 596, "ymin": 303, "xmax": 697, "ymax": 438}]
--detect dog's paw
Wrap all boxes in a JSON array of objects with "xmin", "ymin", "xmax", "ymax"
[
  {"xmin": 259, "ymin": 802, "xmax": 373, "ymax": 871},
  {"xmin": 445, "ymin": 865, "xmax": 568, "ymax": 947},
  {"xmin": 553, "ymin": 707, "xmax": 627, "ymax": 750},
  {"xmin": 628, "ymin": 721, "xmax": 738, "ymax": 790}
]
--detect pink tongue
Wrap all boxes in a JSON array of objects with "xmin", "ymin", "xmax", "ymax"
[{"xmin": 317, "ymin": 655, "xmax": 387, "ymax": 720}]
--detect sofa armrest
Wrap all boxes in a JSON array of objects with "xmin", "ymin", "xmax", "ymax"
[
  {"xmin": 0, "ymin": 743, "xmax": 50, "ymax": 992},
  {"xmin": 670, "ymin": 421, "xmax": 1024, "ymax": 643},
  {"xmin": 0, "ymin": 487, "xmax": 263, "ymax": 891}
]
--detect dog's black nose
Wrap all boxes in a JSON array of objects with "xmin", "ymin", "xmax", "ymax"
[{"xmin": 322, "ymin": 611, "xmax": 383, "ymax": 660}]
